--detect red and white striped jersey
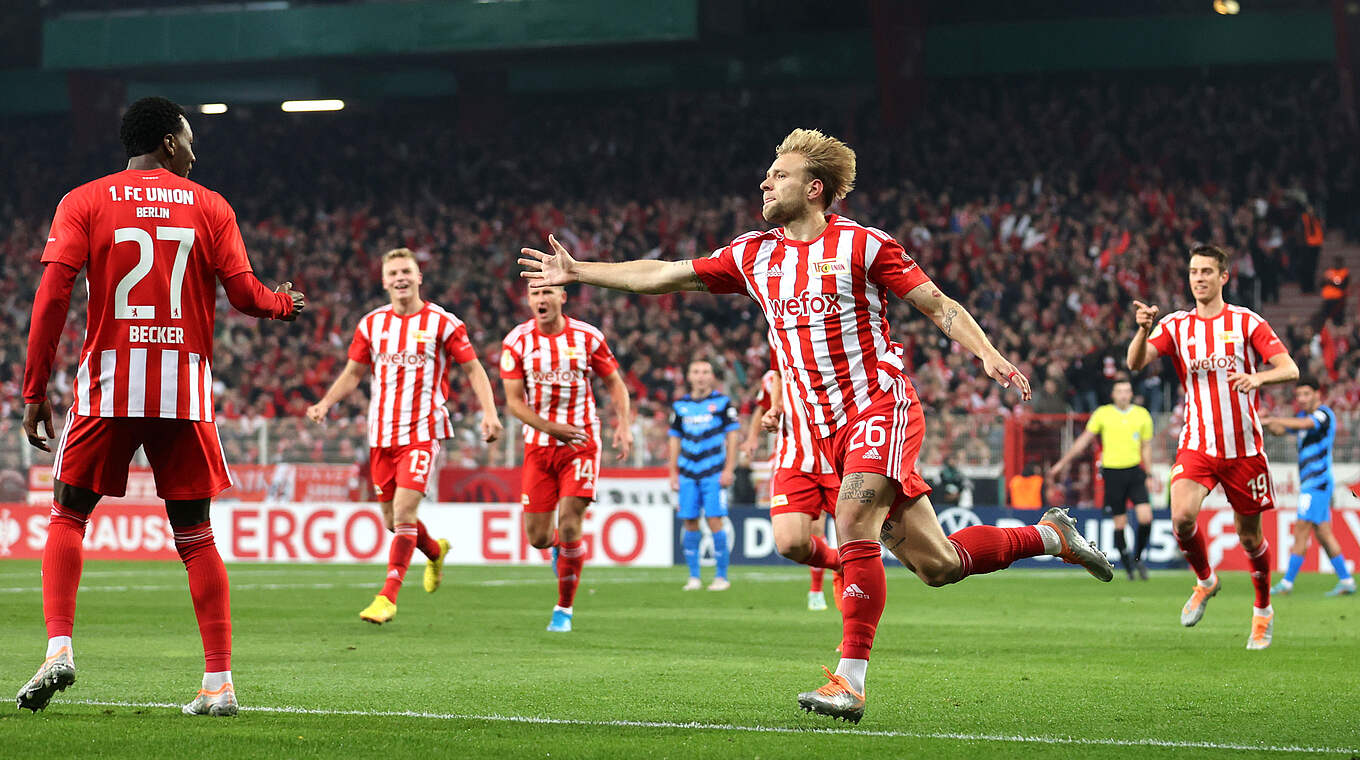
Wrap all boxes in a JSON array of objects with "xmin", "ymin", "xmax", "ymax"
[
  {"xmin": 1148, "ymin": 304, "xmax": 1287, "ymax": 458},
  {"xmin": 40, "ymin": 169, "xmax": 259, "ymax": 421},
  {"xmin": 693, "ymin": 214, "xmax": 931, "ymax": 437},
  {"xmin": 499, "ymin": 317, "xmax": 619, "ymax": 447},
  {"xmin": 347, "ymin": 302, "xmax": 477, "ymax": 448},
  {"xmin": 755, "ymin": 370, "xmax": 835, "ymax": 475}
]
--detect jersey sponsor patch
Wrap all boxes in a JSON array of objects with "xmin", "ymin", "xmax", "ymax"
[{"xmin": 811, "ymin": 259, "xmax": 849, "ymax": 276}]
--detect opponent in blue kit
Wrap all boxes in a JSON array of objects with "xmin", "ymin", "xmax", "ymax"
[
  {"xmin": 1263, "ymin": 376, "xmax": 1356, "ymax": 596},
  {"xmin": 668, "ymin": 359, "xmax": 741, "ymax": 590}
]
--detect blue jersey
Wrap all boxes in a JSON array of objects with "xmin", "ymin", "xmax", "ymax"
[
  {"xmin": 1297, "ymin": 404, "xmax": 1336, "ymax": 492},
  {"xmin": 669, "ymin": 392, "xmax": 741, "ymax": 481}
]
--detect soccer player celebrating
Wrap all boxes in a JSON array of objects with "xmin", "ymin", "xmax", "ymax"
[
  {"xmin": 306, "ymin": 248, "xmax": 502, "ymax": 625},
  {"xmin": 1049, "ymin": 376, "xmax": 1156, "ymax": 580},
  {"xmin": 1127, "ymin": 244, "xmax": 1299, "ymax": 649},
  {"xmin": 746, "ymin": 365, "xmax": 842, "ymax": 611},
  {"xmin": 669, "ymin": 359, "xmax": 740, "ymax": 591},
  {"xmin": 18, "ymin": 97, "xmax": 305, "ymax": 716},
  {"xmin": 500, "ymin": 284, "xmax": 633, "ymax": 633},
  {"xmin": 1262, "ymin": 376, "xmax": 1356, "ymax": 597},
  {"xmin": 520, "ymin": 128, "xmax": 1111, "ymax": 722}
]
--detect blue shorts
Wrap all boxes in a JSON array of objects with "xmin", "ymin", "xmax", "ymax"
[
  {"xmin": 678, "ymin": 476, "xmax": 727, "ymax": 520},
  {"xmin": 1298, "ymin": 487, "xmax": 1333, "ymax": 524}
]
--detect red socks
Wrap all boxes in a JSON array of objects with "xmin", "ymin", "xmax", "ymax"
[
  {"xmin": 810, "ymin": 568, "xmax": 824, "ymax": 593},
  {"xmin": 1176, "ymin": 525, "xmax": 1214, "ymax": 581},
  {"xmin": 804, "ymin": 534, "xmax": 842, "ymax": 572},
  {"xmin": 380, "ymin": 523, "xmax": 418, "ymax": 603},
  {"xmin": 173, "ymin": 521, "xmax": 232, "ymax": 672},
  {"xmin": 1247, "ymin": 541, "xmax": 1272, "ymax": 608},
  {"xmin": 947, "ymin": 525, "xmax": 1045, "ymax": 577},
  {"xmin": 557, "ymin": 539, "xmax": 586, "ymax": 608},
  {"xmin": 43, "ymin": 503, "xmax": 88, "ymax": 639},
  {"xmin": 837, "ymin": 539, "xmax": 886, "ymax": 660},
  {"xmin": 415, "ymin": 520, "xmax": 441, "ymax": 561}
]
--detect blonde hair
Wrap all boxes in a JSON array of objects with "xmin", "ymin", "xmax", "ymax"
[
  {"xmin": 775, "ymin": 128, "xmax": 857, "ymax": 208},
  {"xmin": 383, "ymin": 247, "xmax": 417, "ymax": 264}
]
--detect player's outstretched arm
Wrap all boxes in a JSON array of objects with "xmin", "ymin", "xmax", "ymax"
[
  {"xmin": 1127, "ymin": 300, "xmax": 1161, "ymax": 372},
  {"xmin": 305, "ymin": 359, "xmax": 367, "ymax": 424},
  {"xmin": 1048, "ymin": 430, "xmax": 1097, "ymax": 479},
  {"xmin": 223, "ymin": 273, "xmax": 305, "ymax": 321},
  {"xmin": 903, "ymin": 280, "xmax": 1032, "ymax": 400},
  {"xmin": 519, "ymin": 235, "xmax": 707, "ymax": 294},
  {"xmin": 501, "ymin": 376, "xmax": 590, "ymax": 447},
  {"xmin": 602, "ymin": 370, "xmax": 634, "ymax": 461},
  {"xmin": 1260, "ymin": 416, "xmax": 1314, "ymax": 431},
  {"xmin": 1227, "ymin": 351, "xmax": 1299, "ymax": 393},
  {"xmin": 458, "ymin": 358, "xmax": 504, "ymax": 443}
]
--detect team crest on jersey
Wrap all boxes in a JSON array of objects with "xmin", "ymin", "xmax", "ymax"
[
  {"xmin": 707, "ymin": 403, "xmax": 718, "ymax": 413},
  {"xmin": 564, "ymin": 346, "xmax": 585, "ymax": 360},
  {"xmin": 1217, "ymin": 330, "xmax": 1241, "ymax": 344},
  {"xmin": 811, "ymin": 259, "xmax": 849, "ymax": 276},
  {"xmin": 412, "ymin": 329, "xmax": 435, "ymax": 344}
]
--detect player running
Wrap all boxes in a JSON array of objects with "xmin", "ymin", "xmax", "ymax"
[
  {"xmin": 18, "ymin": 97, "xmax": 305, "ymax": 716},
  {"xmin": 306, "ymin": 247, "xmax": 502, "ymax": 625},
  {"xmin": 745, "ymin": 366, "xmax": 842, "ymax": 611},
  {"xmin": 1127, "ymin": 244, "xmax": 1299, "ymax": 649},
  {"xmin": 670, "ymin": 359, "xmax": 740, "ymax": 591},
  {"xmin": 500, "ymin": 284, "xmax": 633, "ymax": 633},
  {"xmin": 1049, "ymin": 376, "xmax": 1156, "ymax": 580},
  {"xmin": 1262, "ymin": 376, "xmax": 1356, "ymax": 597},
  {"xmin": 520, "ymin": 128, "xmax": 1111, "ymax": 722}
]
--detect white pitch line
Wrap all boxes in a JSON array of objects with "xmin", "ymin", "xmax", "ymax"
[{"xmin": 62, "ymin": 699, "xmax": 1357, "ymax": 755}]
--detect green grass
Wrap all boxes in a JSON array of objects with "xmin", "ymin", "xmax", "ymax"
[{"xmin": 0, "ymin": 561, "xmax": 1357, "ymax": 759}]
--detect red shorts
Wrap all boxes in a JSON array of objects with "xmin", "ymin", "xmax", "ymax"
[
  {"xmin": 53, "ymin": 413, "xmax": 232, "ymax": 500},
  {"xmin": 770, "ymin": 467, "xmax": 839, "ymax": 519},
  {"xmin": 814, "ymin": 386, "xmax": 932, "ymax": 507},
  {"xmin": 1171, "ymin": 448, "xmax": 1276, "ymax": 515},
  {"xmin": 521, "ymin": 441, "xmax": 600, "ymax": 513},
  {"xmin": 370, "ymin": 440, "xmax": 440, "ymax": 503}
]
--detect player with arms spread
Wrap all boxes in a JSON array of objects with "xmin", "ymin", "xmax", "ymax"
[
  {"xmin": 500, "ymin": 284, "xmax": 633, "ymax": 633},
  {"xmin": 745, "ymin": 364, "xmax": 842, "ymax": 611},
  {"xmin": 306, "ymin": 247, "xmax": 502, "ymax": 624},
  {"xmin": 18, "ymin": 97, "xmax": 305, "ymax": 716},
  {"xmin": 520, "ymin": 128, "xmax": 1111, "ymax": 723},
  {"xmin": 1127, "ymin": 244, "xmax": 1299, "ymax": 649}
]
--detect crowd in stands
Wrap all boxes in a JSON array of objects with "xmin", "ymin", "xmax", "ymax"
[{"xmin": 0, "ymin": 66, "xmax": 1356, "ymax": 475}]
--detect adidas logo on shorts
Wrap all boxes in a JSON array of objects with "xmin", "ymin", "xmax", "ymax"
[
  {"xmin": 842, "ymin": 583, "xmax": 870, "ymax": 600},
  {"xmin": 863, "ymin": 448, "xmax": 883, "ymax": 461}
]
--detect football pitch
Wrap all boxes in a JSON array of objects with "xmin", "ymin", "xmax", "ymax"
[{"xmin": 0, "ymin": 561, "xmax": 1356, "ymax": 759}]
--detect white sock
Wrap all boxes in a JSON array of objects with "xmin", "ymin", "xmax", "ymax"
[
  {"xmin": 203, "ymin": 671, "xmax": 232, "ymax": 691},
  {"xmin": 1198, "ymin": 572, "xmax": 1217, "ymax": 589},
  {"xmin": 554, "ymin": 605, "xmax": 573, "ymax": 615},
  {"xmin": 46, "ymin": 636, "xmax": 72, "ymax": 659},
  {"xmin": 834, "ymin": 658, "xmax": 868, "ymax": 695},
  {"xmin": 1036, "ymin": 524, "xmax": 1062, "ymax": 555},
  {"xmin": 1254, "ymin": 605, "xmax": 1273, "ymax": 617}
]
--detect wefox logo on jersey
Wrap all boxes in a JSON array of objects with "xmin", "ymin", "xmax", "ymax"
[
  {"xmin": 530, "ymin": 369, "xmax": 586, "ymax": 384},
  {"xmin": 1188, "ymin": 354, "xmax": 1238, "ymax": 373},
  {"xmin": 375, "ymin": 352, "xmax": 430, "ymax": 367},
  {"xmin": 769, "ymin": 293, "xmax": 843, "ymax": 319}
]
